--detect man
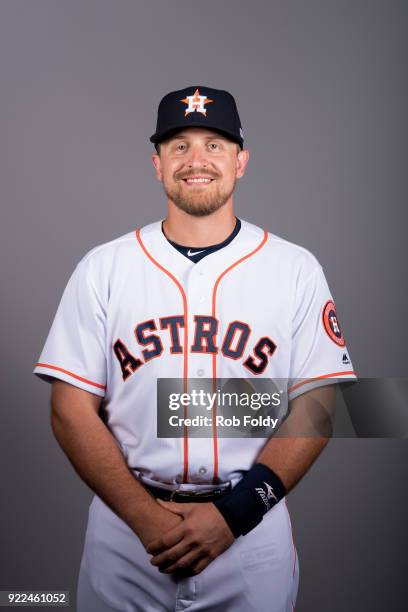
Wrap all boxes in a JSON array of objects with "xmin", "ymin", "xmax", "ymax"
[{"xmin": 33, "ymin": 85, "xmax": 357, "ymax": 611}]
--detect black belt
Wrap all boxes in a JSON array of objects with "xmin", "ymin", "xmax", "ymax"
[{"xmin": 143, "ymin": 481, "xmax": 232, "ymax": 503}]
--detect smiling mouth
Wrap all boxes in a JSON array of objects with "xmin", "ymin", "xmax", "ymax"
[{"xmin": 182, "ymin": 177, "xmax": 215, "ymax": 185}]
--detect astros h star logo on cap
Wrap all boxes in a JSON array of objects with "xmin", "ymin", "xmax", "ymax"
[
  {"xmin": 149, "ymin": 85, "xmax": 245, "ymax": 149},
  {"xmin": 180, "ymin": 88, "xmax": 214, "ymax": 117}
]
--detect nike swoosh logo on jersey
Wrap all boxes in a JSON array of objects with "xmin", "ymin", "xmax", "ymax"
[{"xmin": 187, "ymin": 249, "xmax": 206, "ymax": 257}]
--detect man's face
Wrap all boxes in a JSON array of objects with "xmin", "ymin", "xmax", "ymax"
[{"xmin": 151, "ymin": 128, "xmax": 249, "ymax": 217}]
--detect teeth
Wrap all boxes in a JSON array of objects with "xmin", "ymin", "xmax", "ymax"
[{"xmin": 185, "ymin": 178, "xmax": 212, "ymax": 183}]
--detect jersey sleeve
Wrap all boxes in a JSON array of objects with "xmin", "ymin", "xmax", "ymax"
[
  {"xmin": 288, "ymin": 263, "xmax": 357, "ymax": 402},
  {"xmin": 32, "ymin": 254, "xmax": 107, "ymax": 397}
]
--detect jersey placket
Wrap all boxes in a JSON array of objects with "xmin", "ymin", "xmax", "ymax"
[{"xmin": 183, "ymin": 262, "xmax": 218, "ymax": 485}]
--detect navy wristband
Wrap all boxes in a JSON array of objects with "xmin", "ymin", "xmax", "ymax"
[{"xmin": 213, "ymin": 463, "xmax": 287, "ymax": 538}]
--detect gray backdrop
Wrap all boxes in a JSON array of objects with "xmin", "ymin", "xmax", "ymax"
[{"xmin": 1, "ymin": 1, "xmax": 406, "ymax": 610}]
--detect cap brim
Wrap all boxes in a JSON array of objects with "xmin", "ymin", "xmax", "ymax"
[{"xmin": 150, "ymin": 123, "xmax": 243, "ymax": 148}]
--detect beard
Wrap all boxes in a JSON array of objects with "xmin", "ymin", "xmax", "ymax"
[{"xmin": 162, "ymin": 175, "xmax": 236, "ymax": 217}]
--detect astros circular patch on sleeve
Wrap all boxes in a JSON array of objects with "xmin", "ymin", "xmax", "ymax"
[{"xmin": 322, "ymin": 300, "xmax": 346, "ymax": 346}]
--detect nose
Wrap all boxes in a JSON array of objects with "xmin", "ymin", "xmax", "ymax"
[{"xmin": 185, "ymin": 143, "xmax": 209, "ymax": 169}]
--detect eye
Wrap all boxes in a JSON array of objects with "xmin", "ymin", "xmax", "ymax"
[
  {"xmin": 176, "ymin": 143, "xmax": 187, "ymax": 151},
  {"xmin": 208, "ymin": 142, "xmax": 220, "ymax": 150}
]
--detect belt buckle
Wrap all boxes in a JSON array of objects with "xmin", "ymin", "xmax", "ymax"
[
  {"xmin": 169, "ymin": 483, "xmax": 231, "ymax": 502},
  {"xmin": 168, "ymin": 488, "xmax": 205, "ymax": 502},
  {"xmin": 169, "ymin": 488, "xmax": 199, "ymax": 501}
]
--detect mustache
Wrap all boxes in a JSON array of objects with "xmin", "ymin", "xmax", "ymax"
[{"xmin": 176, "ymin": 171, "xmax": 219, "ymax": 180}]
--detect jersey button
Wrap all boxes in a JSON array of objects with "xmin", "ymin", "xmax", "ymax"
[
  {"xmin": 199, "ymin": 466, "xmax": 207, "ymax": 475},
  {"xmin": 197, "ymin": 369, "xmax": 205, "ymax": 377}
]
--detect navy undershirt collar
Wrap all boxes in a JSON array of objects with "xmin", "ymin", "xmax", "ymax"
[{"xmin": 161, "ymin": 217, "xmax": 241, "ymax": 263}]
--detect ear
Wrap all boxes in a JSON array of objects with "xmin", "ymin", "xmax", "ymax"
[
  {"xmin": 151, "ymin": 152, "xmax": 163, "ymax": 182},
  {"xmin": 236, "ymin": 149, "xmax": 250, "ymax": 180}
]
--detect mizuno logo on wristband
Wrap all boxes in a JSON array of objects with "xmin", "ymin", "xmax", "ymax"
[
  {"xmin": 255, "ymin": 482, "xmax": 278, "ymax": 510},
  {"xmin": 264, "ymin": 482, "xmax": 278, "ymax": 501}
]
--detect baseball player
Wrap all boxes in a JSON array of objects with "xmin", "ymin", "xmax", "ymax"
[{"xmin": 33, "ymin": 85, "xmax": 357, "ymax": 612}]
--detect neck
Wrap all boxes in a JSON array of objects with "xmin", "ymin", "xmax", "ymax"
[{"xmin": 163, "ymin": 201, "xmax": 237, "ymax": 247}]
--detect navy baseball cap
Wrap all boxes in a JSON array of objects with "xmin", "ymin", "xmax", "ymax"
[{"xmin": 150, "ymin": 85, "xmax": 244, "ymax": 150}]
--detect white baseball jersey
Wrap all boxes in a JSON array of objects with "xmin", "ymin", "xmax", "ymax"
[{"xmin": 33, "ymin": 218, "xmax": 357, "ymax": 487}]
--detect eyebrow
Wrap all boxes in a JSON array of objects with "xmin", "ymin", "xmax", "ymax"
[{"xmin": 170, "ymin": 134, "xmax": 227, "ymax": 141}]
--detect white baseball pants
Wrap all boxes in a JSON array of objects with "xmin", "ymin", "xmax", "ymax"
[{"xmin": 76, "ymin": 493, "xmax": 299, "ymax": 611}]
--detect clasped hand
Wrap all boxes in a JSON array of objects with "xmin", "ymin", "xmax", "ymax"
[{"xmin": 146, "ymin": 500, "xmax": 235, "ymax": 576}]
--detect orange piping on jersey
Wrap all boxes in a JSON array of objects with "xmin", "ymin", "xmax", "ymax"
[
  {"xmin": 287, "ymin": 370, "xmax": 356, "ymax": 394},
  {"xmin": 211, "ymin": 229, "xmax": 269, "ymax": 483},
  {"xmin": 35, "ymin": 363, "xmax": 106, "ymax": 390},
  {"xmin": 135, "ymin": 228, "xmax": 190, "ymax": 483}
]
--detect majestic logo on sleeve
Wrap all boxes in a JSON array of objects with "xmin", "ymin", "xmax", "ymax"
[
  {"xmin": 180, "ymin": 89, "xmax": 214, "ymax": 117},
  {"xmin": 322, "ymin": 300, "xmax": 346, "ymax": 347}
]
